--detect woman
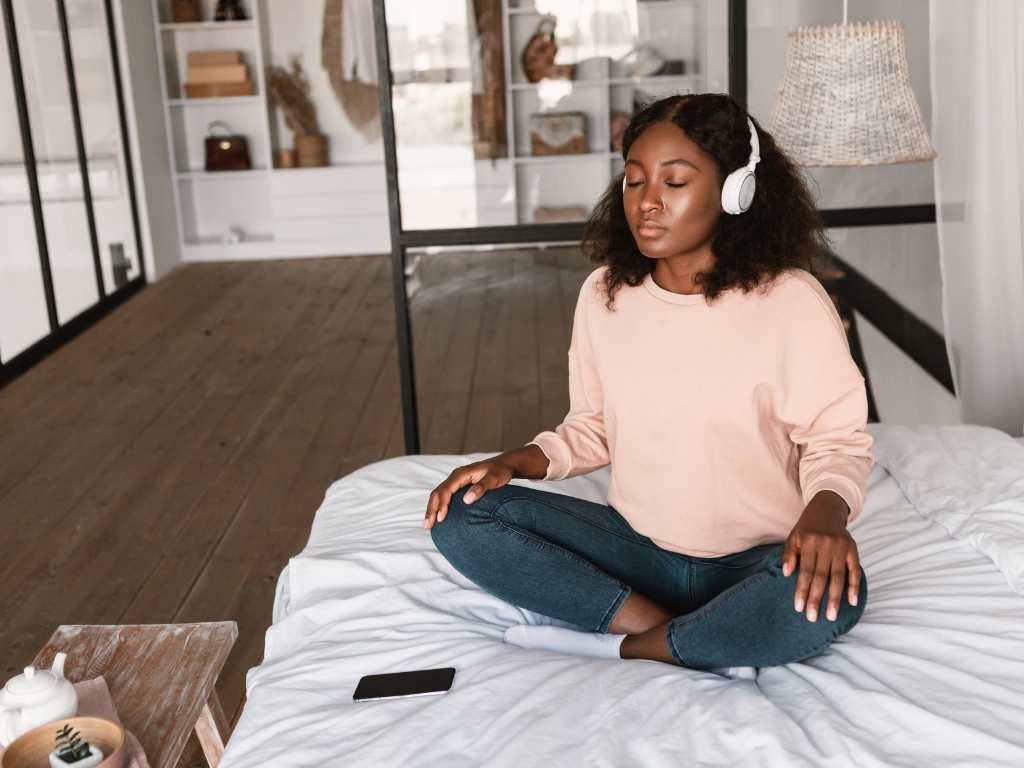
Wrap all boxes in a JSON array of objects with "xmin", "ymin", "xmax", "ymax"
[{"xmin": 424, "ymin": 92, "xmax": 873, "ymax": 671}]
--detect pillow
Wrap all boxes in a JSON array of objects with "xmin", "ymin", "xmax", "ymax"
[{"xmin": 868, "ymin": 423, "xmax": 1024, "ymax": 596}]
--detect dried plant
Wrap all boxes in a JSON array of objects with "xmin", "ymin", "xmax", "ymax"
[{"xmin": 267, "ymin": 56, "xmax": 320, "ymax": 136}]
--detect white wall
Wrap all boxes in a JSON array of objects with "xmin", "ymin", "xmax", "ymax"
[
  {"xmin": 264, "ymin": 0, "xmax": 383, "ymax": 164},
  {"xmin": 116, "ymin": 0, "xmax": 181, "ymax": 280}
]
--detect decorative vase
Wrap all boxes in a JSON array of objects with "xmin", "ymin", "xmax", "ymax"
[{"xmin": 295, "ymin": 134, "xmax": 328, "ymax": 167}]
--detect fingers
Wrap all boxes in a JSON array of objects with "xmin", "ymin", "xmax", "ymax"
[
  {"xmin": 462, "ymin": 482, "xmax": 486, "ymax": 505},
  {"xmin": 794, "ymin": 538, "xmax": 854, "ymax": 622},
  {"xmin": 424, "ymin": 466, "xmax": 493, "ymax": 530},
  {"xmin": 423, "ymin": 486, "xmax": 443, "ymax": 530},
  {"xmin": 453, "ymin": 467, "xmax": 493, "ymax": 510},
  {"xmin": 793, "ymin": 544, "xmax": 815, "ymax": 617},
  {"xmin": 803, "ymin": 548, "xmax": 832, "ymax": 622},
  {"xmin": 781, "ymin": 536, "xmax": 799, "ymax": 578},
  {"xmin": 423, "ymin": 471, "xmax": 461, "ymax": 530},
  {"xmin": 825, "ymin": 553, "xmax": 846, "ymax": 622},
  {"xmin": 846, "ymin": 545, "xmax": 861, "ymax": 607}
]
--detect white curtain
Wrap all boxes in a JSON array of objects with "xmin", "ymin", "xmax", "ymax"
[{"xmin": 930, "ymin": 0, "xmax": 1024, "ymax": 437}]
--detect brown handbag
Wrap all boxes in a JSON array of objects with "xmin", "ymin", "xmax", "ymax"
[{"xmin": 204, "ymin": 121, "xmax": 251, "ymax": 172}]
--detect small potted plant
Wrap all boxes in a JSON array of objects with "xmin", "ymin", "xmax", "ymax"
[
  {"xmin": 267, "ymin": 56, "xmax": 327, "ymax": 167},
  {"xmin": 49, "ymin": 723, "xmax": 103, "ymax": 768}
]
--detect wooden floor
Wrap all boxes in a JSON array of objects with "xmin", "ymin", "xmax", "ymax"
[{"xmin": 0, "ymin": 247, "xmax": 589, "ymax": 765}]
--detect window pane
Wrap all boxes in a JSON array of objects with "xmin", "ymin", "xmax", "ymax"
[
  {"xmin": 383, "ymin": 0, "xmax": 729, "ymax": 230},
  {"xmin": 68, "ymin": 0, "xmax": 141, "ymax": 293},
  {"xmin": 0, "ymin": 5, "xmax": 51, "ymax": 362},
  {"xmin": 13, "ymin": 0, "xmax": 99, "ymax": 324}
]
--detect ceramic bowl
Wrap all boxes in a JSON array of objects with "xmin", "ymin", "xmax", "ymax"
[{"xmin": 1, "ymin": 716, "xmax": 125, "ymax": 768}]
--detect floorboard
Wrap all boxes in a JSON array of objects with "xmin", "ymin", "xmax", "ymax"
[{"xmin": 0, "ymin": 248, "xmax": 589, "ymax": 767}]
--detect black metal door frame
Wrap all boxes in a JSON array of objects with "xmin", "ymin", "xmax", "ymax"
[
  {"xmin": 373, "ymin": 0, "xmax": 948, "ymax": 454},
  {"xmin": 0, "ymin": 0, "xmax": 146, "ymax": 389}
]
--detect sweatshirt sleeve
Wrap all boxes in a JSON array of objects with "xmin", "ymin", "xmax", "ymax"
[
  {"xmin": 525, "ymin": 273, "xmax": 611, "ymax": 480},
  {"xmin": 776, "ymin": 274, "xmax": 875, "ymax": 524}
]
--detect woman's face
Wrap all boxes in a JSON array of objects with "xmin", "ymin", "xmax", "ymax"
[{"xmin": 622, "ymin": 120, "xmax": 722, "ymax": 260}]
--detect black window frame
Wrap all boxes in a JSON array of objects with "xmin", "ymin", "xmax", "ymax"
[{"xmin": 0, "ymin": 0, "xmax": 147, "ymax": 389}]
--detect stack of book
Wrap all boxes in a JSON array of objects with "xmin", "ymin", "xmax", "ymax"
[{"xmin": 184, "ymin": 50, "xmax": 254, "ymax": 98}]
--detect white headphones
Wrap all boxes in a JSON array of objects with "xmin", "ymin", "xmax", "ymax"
[
  {"xmin": 621, "ymin": 116, "xmax": 761, "ymax": 215},
  {"xmin": 721, "ymin": 116, "xmax": 761, "ymax": 214}
]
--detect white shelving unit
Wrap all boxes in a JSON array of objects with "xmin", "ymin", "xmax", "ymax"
[
  {"xmin": 149, "ymin": 1, "xmax": 728, "ymax": 258},
  {"xmin": 499, "ymin": 0, "xmax": 727, "ymax": 224},
  {"xmin": 151, "ymin": 0, "xmax": 391, "ymax": 261}
]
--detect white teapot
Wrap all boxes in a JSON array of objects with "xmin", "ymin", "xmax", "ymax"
[{"xmin": 0, "ymin": 652, "xmax": 78, "ymax": 747}]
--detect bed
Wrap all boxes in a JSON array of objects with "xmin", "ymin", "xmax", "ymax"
[{"xmin": 220, "ymin": 424, "xmax": 1024, "ymax": 767}]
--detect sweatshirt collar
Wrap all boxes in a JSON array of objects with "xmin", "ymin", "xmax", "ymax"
[{"xmin": 642, "ymin": 272, "xmax": 708, "ymax": 306}]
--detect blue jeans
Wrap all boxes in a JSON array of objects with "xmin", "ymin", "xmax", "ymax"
[{"xmin": 430, "ymin": 483, "xmax": 867, "ymax": 669}]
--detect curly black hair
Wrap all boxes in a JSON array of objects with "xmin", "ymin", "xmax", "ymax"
[{"xmin": 583, "ymin": 92, "xmax": 830, "ymax": 310}]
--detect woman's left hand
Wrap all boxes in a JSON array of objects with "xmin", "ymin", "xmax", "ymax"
[{"xmin": 782, "ymin": 491, "xmax": 860, "ymax": 623}]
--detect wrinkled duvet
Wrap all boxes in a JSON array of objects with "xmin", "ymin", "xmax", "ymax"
[{"xmin": 221, "ymin": 425, "xmax": 1024, "ymax": 767}]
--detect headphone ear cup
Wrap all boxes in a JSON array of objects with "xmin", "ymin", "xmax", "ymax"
[
  {"xmin": 721, "ymin": 168, "xmax": 755, "ymax": 214},
  {"xmin": 737, "ymin": 173, "xmax": 756, "ymax": 211}
]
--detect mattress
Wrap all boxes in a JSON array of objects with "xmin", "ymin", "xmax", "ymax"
[{"xmin": 221, "ymin": 426, "xmax": 1024, "ymax": 767}]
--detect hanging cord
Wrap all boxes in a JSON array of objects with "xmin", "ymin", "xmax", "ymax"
[{"xmin": 843, "ymin": 0, "xmax": 848, "ymax": 24}]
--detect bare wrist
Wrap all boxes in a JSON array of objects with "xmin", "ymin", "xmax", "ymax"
[
  {"xmin": 811, "ymin": 490, "xmax": 850, "ymax": 525},
  {"xmin": 502, "ymin": 444, "xmax": 550, "ymax": 480}
]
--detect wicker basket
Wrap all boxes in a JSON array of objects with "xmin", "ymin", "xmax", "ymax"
[
  {"xmin": 295, "ymin": 134, "xmax": 328, "ymax": 167},
  {"xmin": 768, "ymin": 20, "xmax": 936, "ymax": 166}
]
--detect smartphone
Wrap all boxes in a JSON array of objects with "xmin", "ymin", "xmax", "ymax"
[{"xmin": 352, "ymin": 667, "xmax": 456, "ymax": 702}]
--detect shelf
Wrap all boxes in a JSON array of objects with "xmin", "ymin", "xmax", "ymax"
[
  {"xmin": 159, "ymin": 21, "xmax": 256, "ymax": 31},
  {"xmin": 509, "ymin": 74, "xmax": 701, "ymax": 91},
  {"xmin": 185, "ymin": 233, "xmax": 274, "ymax": 247},
  {"xmin": 509, "ymin": 79, "xmax": 605, "ymax": 92},
  {"xmin": 608, "ymin": 74, "xmax": 702, "ymax": 85},
  {"xmin": 509, "ymin": 0, "xmax": 698, "ymax": 12},
  {"xmin": 176, "ymin": 169, "xmax": 270, "ymax": 181},
  {"xmin": 513, "ymin": 152, "xmax": 614, "ymax": 164},
  {"xmin": 168, "ymin": 96, "xmax": 262, "ymax": 107},
  {"xmin": 269, "ymin": 162, "xmax": 384, "ymax": 174}
]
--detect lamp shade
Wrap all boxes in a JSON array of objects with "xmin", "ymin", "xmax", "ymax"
[{"xmin": 768, "ymin": 20, "xmax": 936, "ymax": 166}]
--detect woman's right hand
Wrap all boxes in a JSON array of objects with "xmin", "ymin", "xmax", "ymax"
[{"xmin": 423, "ymin": 456, "xmax": 517, "ymax": 530}]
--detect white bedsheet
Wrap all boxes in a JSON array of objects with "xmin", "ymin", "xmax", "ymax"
[{"xmin": 221, "ymin": 427, "xmax": 1024, "ymax": 767}]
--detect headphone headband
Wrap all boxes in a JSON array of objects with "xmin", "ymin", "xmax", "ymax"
[{"xmin": 746, "ymin": 116, "xmax": 760, "ymax": 169}]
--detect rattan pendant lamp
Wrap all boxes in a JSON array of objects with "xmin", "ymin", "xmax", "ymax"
[{"xmin": 768, "ymin": 0, "xmax": 936, "ymax": 166}]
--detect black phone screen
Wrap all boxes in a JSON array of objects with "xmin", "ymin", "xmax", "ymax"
[{"xmin": 353, "ymin": 667, "xmax": 456, "ymax": 702}]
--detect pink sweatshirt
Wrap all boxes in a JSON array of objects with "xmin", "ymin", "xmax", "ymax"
[{"xmin": 526, "ymin": 265, "xmax": 875, "ymax": 557}]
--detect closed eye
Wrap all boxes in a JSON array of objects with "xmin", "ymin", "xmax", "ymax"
[{"xmin": 624, "ymin": 181, "xmax": 688, "ymax": 188}]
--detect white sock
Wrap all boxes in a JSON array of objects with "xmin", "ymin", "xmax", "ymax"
[
  {"xmin": 709, "ymin": 666, "xmax": 758, "ymax": 680},
  {"xmin": 503, "ymin": 624, "xmax": 626, "ymax": 660}
]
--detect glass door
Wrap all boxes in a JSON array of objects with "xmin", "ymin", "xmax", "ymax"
[
  {"xmin": 383, "ymin": 0, "xmax": 730, "ymax": 231},
  {"xmin": 0, "ymin": 3, "xmax": 52, "ymax": 362},
  {"xmin": 376, "ymin": 0, "xmax": 734, "ymax": 453},
  {"xmin": 12, "ymin": 0, "xmax": 100, "ymax": 325},
  {"xmin": 0, "ymin": 0, "xmax": 144, "ymax": 379},
  {"xmin": 65, "ymin": 0, "xmax": 143, "ymax": 293}
]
